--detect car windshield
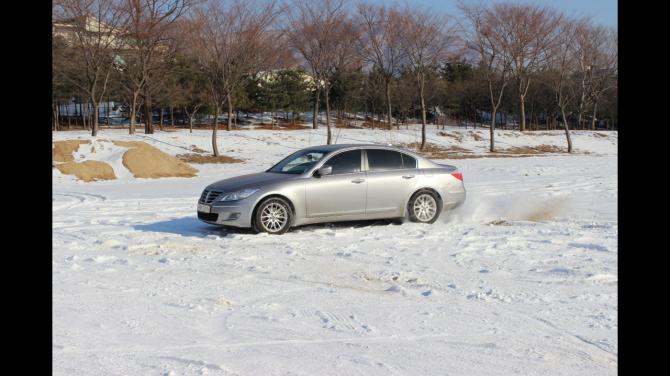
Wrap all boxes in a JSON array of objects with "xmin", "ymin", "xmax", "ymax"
[{"xmin": 267, "ymin": 150, "xmax": 328, "ymax": 174}]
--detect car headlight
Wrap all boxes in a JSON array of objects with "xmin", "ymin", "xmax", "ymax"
[{"xmin": 219, "ymin": 188, "xmax": 259, "ymax": 201}]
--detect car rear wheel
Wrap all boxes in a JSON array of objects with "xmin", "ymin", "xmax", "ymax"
[
  {"xmin": 253, "ymin": 197, "xmax": 293, "ymax": 234},
  {"xmin": 408, "ymin": 190, "xmax": 442, "ymax": 224}
]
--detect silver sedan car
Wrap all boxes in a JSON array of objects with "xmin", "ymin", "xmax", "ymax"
[{"xmin": 197, "ymin": 144, "xmax": 466, "ymax": 234}]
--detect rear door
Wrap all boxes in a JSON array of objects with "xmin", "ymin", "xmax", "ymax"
[
  {"xmin": 364, "ymin": 149, "xmax": 419, "ymax": 215},
  {"xmin": 304, "ymin": 150, "xmax": 367, "ymax": 217}
]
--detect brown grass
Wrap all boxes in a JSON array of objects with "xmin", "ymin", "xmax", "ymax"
[
  {"xmin": 401, "ymin": 142, "xmax": 475, "ymax": 159},
  {"xmin": 55, "ymin": 160, "xmax": 116, "ymax": 182},
  {"xmin": 53, "ymin": 140, "xmax": 90, "ymax": 162},
  {"xmin": 176, "ymin": 153, "xmax": 243, "ymax": 164},
  {"xmin": 253, "ymin": 122, "xmax": 311, "ymax": 130},
  {"xmin": 359, "ymin": 120, "xmax": 389, "ymax": 129},
  {"xmin": 335, "ymin": 119, "xmax": 364, "ymax": 129},
  {"xmin": 499, "ymin": 144, "xmax": 565, "ymax": 155},
  {"xmin": 111, "ymin": 140, "xmax": 198, "ymax": 178},
  {"xmin": 400, "ymin": 142, "xmax": 573, "ymax": 160}
]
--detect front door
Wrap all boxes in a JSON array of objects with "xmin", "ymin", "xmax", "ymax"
[{"xmin": 305, "ymin": 150, "xmax": 367, "ymax": 217}]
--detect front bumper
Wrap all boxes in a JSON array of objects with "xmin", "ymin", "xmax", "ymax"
[{"xmin": 197, "ymin": 200, "xmax": 255, "ymax": 228}]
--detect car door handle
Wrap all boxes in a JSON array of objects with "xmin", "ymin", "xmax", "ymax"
[
  {"xmin": 402, "ymin": 175, "xmax": 415, "ymax": 179},
  {"xmin": 351, "ymin": 178, "xmax": 365, "ymax": 184}
]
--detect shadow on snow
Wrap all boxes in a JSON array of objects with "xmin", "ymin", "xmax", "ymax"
[{"xmin": 134, "ymin": 216, "xmax": 403, "ymax": 237}]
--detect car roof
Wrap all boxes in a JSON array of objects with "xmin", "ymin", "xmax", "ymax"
[{"xmin": 303, "ymin": 143, "xmax": 412, "ymax": 153}]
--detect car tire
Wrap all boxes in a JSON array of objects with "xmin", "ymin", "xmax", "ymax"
[
  {"xmin": 408, "ymin": 189, "xmax": 442, "ymax": 224},
  {"xmin": 253, "ymin": 197, "xmax": 293, "ymax": 235}
]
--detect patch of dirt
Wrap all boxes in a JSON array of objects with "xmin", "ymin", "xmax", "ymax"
[
  {"xmin": 190, "ymin": 145, "xmax": 208, "ymax": 154},
  {"xmin": 518, "ymin": 198, "xmax": 566, "ymax": 222},
  {"xmin": 111, "ymin": 140, "xmax": 198, "ymax": 178},
  {"xmin": 593, "ymin": 132, "xmax": 609, "ymax": 138},
  {"xmin": 471, "ymin": 131, "xmax": 484, "ymax": 141},
  {"xmin": 55, "ymin": 160, "xmax": 116, "ymax": 182},
  {"xmin": 176, "ymin": 154, "xmax": 243, "ymax": 164},
  {"xmin": 53, "ymin": 140, "xmax": 90, "ymax": 162},
  {"xmin": 437, "ymin": 131, "xmax": 463, "ymax": 142},
  {"xmin": 110, "ymin": 140, "xmax": 147, "ymax": 148},
  {"xmin": 487, "ymin": 219, "xmax": 511, "ymax": 226}
]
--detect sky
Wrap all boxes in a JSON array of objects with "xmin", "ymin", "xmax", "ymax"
[{"xmin": 365, "ymin": 0, "xmax": 618, "ymax": 27}]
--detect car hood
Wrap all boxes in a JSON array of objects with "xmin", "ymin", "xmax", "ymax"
[{"xmin": 207, "ymin": 172, "xmax": 297, "ymax": 192}]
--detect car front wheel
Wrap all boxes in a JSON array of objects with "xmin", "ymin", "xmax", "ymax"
[
  {"xmin": 408, "ymin": 190, "xmax": 442, "ymax": 224},
  {"xmin": 253, "ymin": 197, "xmax": 293, "ymax": 234}
]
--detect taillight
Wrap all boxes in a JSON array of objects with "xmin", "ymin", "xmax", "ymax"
[{"xmin": 451, "ymin": 172, "xmax": 463, "ymax": 181}]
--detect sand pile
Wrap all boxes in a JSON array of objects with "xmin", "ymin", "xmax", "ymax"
[
  {"xmin": 55, "ymin": 161, "xmax": 116, "ymax": 182},
  {"xmin": 112, "ymin": 141, "xmax": 198, "ymax": 178},
  {"xmin": 177, "ymin": 153, "xmax": 243, "ymax": 164},
  {"xmin": 53, "ymin": 140, "xmax": 90, "ymax": 162}
]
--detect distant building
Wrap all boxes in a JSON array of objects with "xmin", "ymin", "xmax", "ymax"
[{"xmin": 53, "ymin": 15, "xmax": 126, "ymax": 49}]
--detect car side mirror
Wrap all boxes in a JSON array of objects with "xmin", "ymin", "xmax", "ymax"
[{"xmin": 314, "ymin": 166, "xmax": 332, "ymax": 178}]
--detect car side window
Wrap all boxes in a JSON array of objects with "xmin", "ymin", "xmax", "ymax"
[
  {"xmin": 367, "ymin": 149, "xmax": 403, "ymax": 171},
  {"xmin": 401, "ymin": 153, "xmax": 417, "ymax": 169},
  {"xmin": 323, "ymin": 150, "xmax": 361, "ymax": 175}
]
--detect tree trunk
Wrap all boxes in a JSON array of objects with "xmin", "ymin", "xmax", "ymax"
[
  {"xmin": 81, "ymin": 102, "xmax": 87, "ymax": 130},
  {"xmin": 385, "ymin": 79, "xmax": 392, "ymax": 130},
  {"xmin": 143, "ymin": 88, "xmax": 154, "ymax": 134},
  {"xmin": 313, "ymin": 88, "xmax": 320, "ymax": 129},
  {"xmin": 419, "ymin": 77, "xmax": 427, "ymax": 150},
  {"xmin": 325, "ymin": 89, "xmax": 332, "ymax": 145},
  {"xmin": 185, "ymin": 106, "xmax": 193, "ymax": 133},
  {"xmin": 561, "ymin": 107, "xmax": 573, "ymax": 153},
  {"xmin": 91, "ymin": 99, "xmax": 99, "ymax": 137},
  {"xmin": 227, "ymin": 93, "xmax": 233, "ymax": 131},
  {"xmin": 65, "ymin": 104, "xmax": 71, "ymax": 129},
  {"xmin": 129, "ymin": 91, "xmax": 138, "ymax": 135},
  {"xmin": 519, "ymin": 96, "xmax": 526, "ymax": 132},
  {"xmin": 590, "ymin": 100, "xmax": 598, "ymax": 130},
  {"xmin": 490, "ymin": 107, "xmax": 497, "ymax": 152},
  {"xmin": 53, "ymin": 102, "xmax": 59, "ymax": 131},
  {"xmin": 159, "ymin": 107, "xmax": 164, "ymax": 131},
  {"xmin": 212, "ymin": 105, "xmax": 220, "ymax": 157},
  {"xmin": 170, "ymin": 105, "xmax": 174, "ymax": 127}
]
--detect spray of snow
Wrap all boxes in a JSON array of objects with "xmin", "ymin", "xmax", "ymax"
[{"xmin": 443, "ymin": 193, "xmax": 570, "ymax": 224}]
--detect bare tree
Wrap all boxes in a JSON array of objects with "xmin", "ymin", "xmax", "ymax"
[
  {"xmin": 54, "ymin": 0, "xmax": 125, "ymax": 136},
  {"xmin": 119, "ymin": 0, "xmax": 191, "ymax": 134},
  {"xmin": 572, "ymin": 23, "xmax": 617, "ymax": 130},
  {"xmin": 357, "ymin": 2, "xmax": 406, "ymax": 130},
  {"xmin": 489, "ymin": 3, "xmax": 562, "ymax": 132},
  {"xmin": 586, "ymin": 27, "xmax": 617, "ymax": 130},
  {"xmin": 460, "ymin": 2, "xmax": 513, "ymax": 152},
  {"xmin": 401, "ymin": 6, "xmax": 454, "ymax": 150},
  {"xmin": 548, "ymin": 17, "xmax": 582, "ymax": 152},
  {"xmin": 192, "ymin": 0, "xmax": 281, "ymax": 156},
  {"xmin": 287, "ymin": 0, "xmax": 358, "ymax": 144}
]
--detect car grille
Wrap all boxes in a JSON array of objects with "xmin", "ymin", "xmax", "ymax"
[
  {"xmin": 199, "ymin": 189, "xmax": 224, "ymax": 204},
  {"xmin": 198, "ymin": 212, "xmax": 218, "ymax": 222}
]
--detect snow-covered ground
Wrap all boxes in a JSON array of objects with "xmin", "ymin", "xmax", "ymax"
[{"xmin": 53, "ymin": 126, "xmax": 617, "ymax": 375}]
